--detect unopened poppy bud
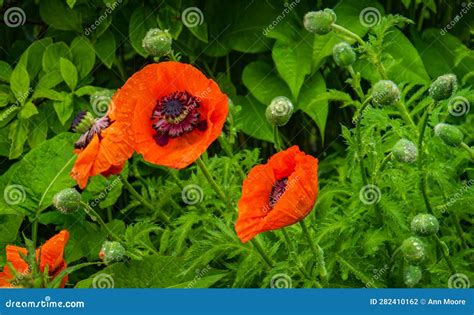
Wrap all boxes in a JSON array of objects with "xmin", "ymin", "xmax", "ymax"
[
  {"xmin": 411, "ymin": 213, "xmax": 439, "ymax": 236},
  {"xmin": 71, "ymin": 111, "xmax": 96, "ymax": 133},
  {"xmin": 372, "ymin": 80, "xmax": 400, "ymax": 106},
  {"xmin": 53, "ymin": 188, "xmax": 81, "ymax": 214},
  {"xmin": 265, "ymin": 96, "xmax": 294, "ymax": 126},
  {"xmin": 392, "ymin": 139, "xmax": 417, "ymax": 164},
  {"xmin": 142, "ymin": 28, "xmax": 173, "ymax": 57},
  {"xmin": 99, "ymin": 241, "xmax": 126, "ymax": 264},
  {"xmin": 404, "ymin": 265, "xmax": 422, "ymax": 287},
  {"xmin": 429, "ymin": 74, "xmax": 457, "ymax": 101},
  {"xmin": 401, "ymin": 237, "xmax": 426, "ymax": 265},
  {"xmin": 434, "ymin": 123, "xmax": 464, "ymax": 147},
  {"xmin": 333, "ymin": 42, "xmax": 356, "ymax": 67},
  {"xmin": 304, "ymin": 9, "xmax": 336, "ymax": 35}
]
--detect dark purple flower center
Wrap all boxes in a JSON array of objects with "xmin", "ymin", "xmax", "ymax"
[
  {"xmin": 73, "ymin": 115, "xmax": 112, "ymax": 149},
  {"xmin": 151, "ymin": 91, "xmax": 207, "ymax": 146},
  {"xmin": 268, "ymin": 177, "xmax": 288, "ymax": 209}
]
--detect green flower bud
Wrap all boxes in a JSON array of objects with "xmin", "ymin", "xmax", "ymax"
[
  {"xmin": 142, "ymin": 28, "xmax": 173, "ymax": 57},
  {"xmin": 265, "ymin": 96, "xmax": 294, "ymax": 126},
  {"xmin": 372, "ymin": 80, "xmax": 400, "ymax": 106},
  {"xmin": 401, "ymin": 237, "xmax": 426, "ymax": 265},
  {"xmin": 404, "ymin": 265, "xmax": 422, "ymax": 287},
  {"xmin": 392, "ymin": 139, "xmax": 417, "ymax": 164},
  {"xmin": 53, "ymin": 188, "xmax": 81, "ymax": 214},
  {"xmin": 429, "ymin": 74, "xmax": 457, "ymax": 101},
  {"xmin": 434, "ymin": 123, "xmax": 464, "ymax": 147},
  {"xmin": 333, "ymin": 42, "xmax": 356, "ymax": 67},
  {"xmin": 71, "ymin": 111, "xmax": 96, "ymax": 134},
  {"xmin": 411, "ymin": 213, "xmax": 439, "ymax": 236},
  {"xmin": 304, "ymin": 9, "xmax": 336, "ymax": 35},
  {"xmin": 99, "ymin": 241, "xmax": 126, "ymax": 264}
]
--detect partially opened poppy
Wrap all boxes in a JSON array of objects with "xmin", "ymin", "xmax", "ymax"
[
  {"xmin": 70, "ymin": 89, "xmax": 135, "ymax": 189},
  {"xmin": 235, "ymin": 146, "xmax": 319, "ymax": 243},
  {"xmin": 118, "ymin": 62, "xmax": 228, "ymax": 168},
  {"xmin": 0, "ymin": 230, "xmax": 69, "ymax": 288}
]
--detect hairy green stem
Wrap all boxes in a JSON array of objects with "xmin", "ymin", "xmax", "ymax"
[
  {"xmin": 394, "ymin": 101, "xmax": 416, "ymax": 130},
  {"xmin": 355, "ymin": 97, "xmax": 373, "ymax": 186},
  {"xmin": 460, "ymin": 142, "xmax": 474, "ymax": 160},
  {"xmin": 347, "ymin": 65, "xmax": 365, "ymax": 100},
  {"xmin": 332, "ymin": 24, "xmax": 365, "ymax": 46},
  {"xmin": 82, "ymin": 202, "xmax": 122, "ymax": 242},
  {"xmin": 433, "ymin": 234, "xmax": 457, "ymax": 274},
  {"xmin": 122, "ymin": 178, "xmax": 170, "ymax": 223},
  {"xmin": 196, "ymin": 157, "xmax": 229, "ymax": 213},
  {"xmin": 417, "ymin": 101, "xmax": 435, "ymax": 214},
  {"xmin": 273, "ymin": 125, "xmax": 283, "ymax": 151},
  {"xmin": 299, "ymin": 220, "xmax": 328, "ymax": 282},
  {"xmin": 250, "ymin": 238, "xmax": 274, "ymax": 269},
  {"xmin": 281, "ymin": 229, "xmax": 316, "ymax": 283}
]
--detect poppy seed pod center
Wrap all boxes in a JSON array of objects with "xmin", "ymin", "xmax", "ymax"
[
  {"xmin": 269, "ymin": 177, "xmax": 288, "ymax": 209},
  {"xmin": 152, "ymin": 91, "xmax": 208, "ymax": 146}
]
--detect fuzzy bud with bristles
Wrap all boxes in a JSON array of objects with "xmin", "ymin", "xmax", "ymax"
[
  {"xmin": 434, "ymin": 123, "xmax": 464, "ymax": 147},
  {"xmin": 333, "ymin": 42, "xmax": 356, "ymax": 67},
  {"xmin": 265, "ymin": 96, "xmax": 294, "ymax": 126},
  {"xmin": 53, "ymin": 188, "xmax": 81, "ymax": 214},
  {"xmin": 142, "ymin": 28, "xmax": 173, "ymax": 57},
  {"xmin": 392, "ymin": 139, "xmax": 418, "ymax": 164},
  {"xmin": 411, "ymin": 213, "xmax": 439, "ymax": 236},
  {"xmin": 303, "ymin": 9, "xmax": 336, "ymax": 35},
  {"xmin": 372, "ymin": 80, "xmax": 400, "ymax": 106},
  {"xmin": 429, "ymin": 74, "xmax": 457, "ymax": 101}
]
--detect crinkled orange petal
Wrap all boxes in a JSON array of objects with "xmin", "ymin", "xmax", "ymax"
[
  {"xmin": 235, "ymin": 146, "xmax": 319, "ymax": 243},
  {"xmin": 37, "ymin": 230, "xmax": 69, "ymax": 273},
  {"xmin": 70, "ymin": 134, "xmax": 101, "ymax": 189},
  {"xmin": 119, "ymin": 62, "xmax": 228, "ymax": 168}
]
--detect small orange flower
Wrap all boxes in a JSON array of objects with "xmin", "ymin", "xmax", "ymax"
[
  {"xmin": 118, "ymin": 62, "xmax": 228, "ymax": 168},
  {"xmin": 235, "ymin": 146, "xmax": 319, "ymax": 243},
  {"xmin": 70, "ymin": 90, "xmax": 135, "ymax": 189},
  {"xmin": 0, "ymin": 230, "xmax": 69, "ymax": 288}
]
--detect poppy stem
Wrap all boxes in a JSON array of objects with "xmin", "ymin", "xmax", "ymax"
[
  {"xmin": 122, "ymin": 178, "xmax": 171, "ymax": 223},
  {"xmin": 196, "ymin": 157, "xmax": 230, "ymax": 213},
  {"xmin": 417, "ymin": 101, "xmax": 435, "ymax": 215},
  {"xmin": 81, "ymin": 202, "xmax": 123, "ymax": 242},
  {"xmin": 299, "ymin": 220, "xmax": 328, "ymax": 283},
  {"xmin": 250, "ymin": 238, "xmax": 274, "ymax": 269},
  {"xmin": 273, "ymin": 125, "xmax": 283, "ymax": 151},
  {"xmin": 433, "ymin": 234, "xmax": 457, "ymax": 275}
]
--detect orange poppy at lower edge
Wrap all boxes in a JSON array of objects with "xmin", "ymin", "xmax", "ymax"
[
  {"xmin": 0, "ymin": 230, "xmax": 69, "ymax": 288},
  {"xmin": 116, "ymin": 62, "xmax": 228, "ymax": 169},
  {"xmin": 235, "ymin": 146, "xmax": 319, "ymax": 243}
]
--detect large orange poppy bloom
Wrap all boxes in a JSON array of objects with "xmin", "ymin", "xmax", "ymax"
[
  {"xmin": 118, "ymin": 62, "xmax": 228, "ymax": 168},
  {"xmin": 235, "ymin": 146, "xmax": 319, "ymax": 243},
  {"xmin": 0, "ymin": 230, "xmax": 69, "ymax": 288},
  {"xmin": 70, "ymin": 89, "xmax": 135, "ymax": 189}
]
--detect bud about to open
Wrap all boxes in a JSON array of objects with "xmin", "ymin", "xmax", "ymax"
[
  {"xmin": 371, "ymin": 80, "xmax": 400, "ymax": 106},
  {"xmin": 142, "ymin": 28, "xmax": 173, "ymax": 57},
  {"xmin": 429, "ymin": 74, "xmax": 457, "ymax": 101},
  {"xmin": 392, "ymin": 139, "xmax": 418, "ymax": 164},
  {"xmin": 99, "ymin": 241, "xmax": 126, "ymax": 264},
  {"xmin": 304, "ymin": 9, "xmax": 337, "ymax": 35},
  {"xmin": 53, "ymin": 188, "xmax": 82, "ymax": 214},
  {"xmin": 434, "ymin": 123, "xmax": 464, "ymax": 147},
  {"xmin": 333, "ymin": 42, "xmax": 356, "ymax": 67},
  {"xmin": 265, "ymin": 96, "xmax": 294, "ymax": 127}
]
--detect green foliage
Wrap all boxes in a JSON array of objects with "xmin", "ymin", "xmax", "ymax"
[{"xmin": 0, "ymin": 0, "xmax": 472, "ymax": 289}]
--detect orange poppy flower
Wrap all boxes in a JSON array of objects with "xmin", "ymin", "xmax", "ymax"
[
  {"xmin": 235, "ymin": 146, "xmax": 319, "ymax": 243},
  {"xmin": 118, "ymin": 62, "xmax": 228, "ymax": 168},
  {"xmin": 0, "ymin": 230, "xmax": 69, "ymax": 288},
  {"xmin": 70, "ymin": 89, "xmax": 135, "ymax": 189}
]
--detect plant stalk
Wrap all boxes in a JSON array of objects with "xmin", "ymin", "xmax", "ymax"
[{"xmin": 299, "ymin": 220, "xmax": 328, "ymax": 282}]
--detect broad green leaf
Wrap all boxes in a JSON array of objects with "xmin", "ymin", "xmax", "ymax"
[
  {"xmin": 37, "ymin": 70, "xmax": 63, "ymax": 89},
  {"xmin": 60, "ymin": 58, "xmax": 78, "ymax": 91},
  {"xmin": 129, "ymin": 7, "xmax": 157, "ymax": 57},
  {"xmin": 0, "ymin": 133, "xmax": 77, "ymax": 217},
  {"xmin": 74, "ymin": 85, "xmax": 99, "ymax": 97},
  {"xmin": 0, "ymin": 61, "xmax": 12, "ymax": 82},
  {"xmin": 8, "ymin": 119, "xmax": 29, "ymax": 159},
  {"xmin": 297, "ymin": 73, "xmax": 329, "ymax": 139},
  {"xmin": 70, "ymin": 36, "xmax": 96, "ymax": 79},
  {"xmin": 272, "ymin": 32, "xmax": 312, "ymax": 99},
  {"xmin": 157, "ymin": 5, "xmax": 183, "ymax": 39},
  {"xmin": 10, "ymin": 63, "xmax": 30, "ymax": 103},
  {"xmin": 186, "ymin": 22, "xmax": 208, "ymax": 43},
  {"xmin": 94, "ymin": 30, "xmax": 116, "ymax": 69},
  {"xmin": 53, "ymin": 93, "xmax": 74, "ymax": 125},
  {"xmin": 242, "ymin": 61, "xmax": 291, "ymax": 105},
  {"xmin": 18, "ymin": 38, "xmax": 53, "ymax": 80},
  {"xmin": 75, "ymin": 255, "xmax": 226, "ymax": 288},
  {"xmin": 32, "ymin": 88, "xmax": 65, "ymax": 101},
  {"xmin": 42, "ymin": 43, "xmax": 70, "ymax": 73},
  {"xmin": 18, "ymin": 101, "xmax": 38, "ymax": 119},
  {"xmin": 234, "ymin": 94, "xmax": 273, "ymax": 143},
  {"xmin": 0, "ymin": 85, "xmax": 12, "ymax": 107},
  {"xmin": 67, "ymin": 0, "xmax": 76, "ymax": 8},
  {"xmin": 27, "ymin": 111, "xmax": 49, "ymax": 149},
  {"xmin": 39, "ymin": 0, "xmax": 82, "ymax": 31}
]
